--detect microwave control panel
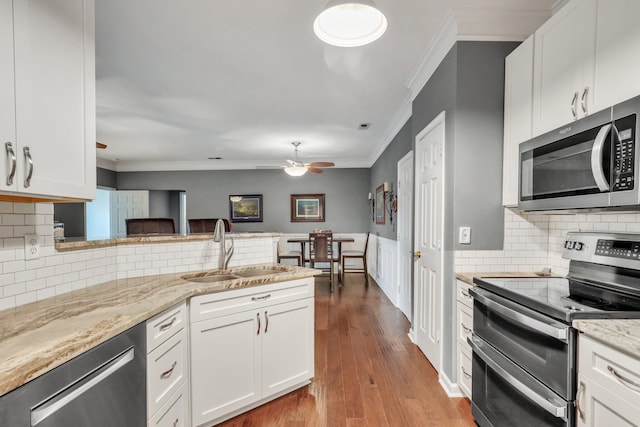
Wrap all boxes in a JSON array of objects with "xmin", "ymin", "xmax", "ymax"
[{"xmin": 612, "ymin": 114, "xmax": 636, "ymax": 192}]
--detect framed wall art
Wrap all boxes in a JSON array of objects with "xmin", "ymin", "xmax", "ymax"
[
  {"xmin": 290, "ymin": 194, "xmax": 325, "ymax": 222},
  {"xmin": 375, "ymin": 184, "xmax": 385, "ymax": 224},
  {"xmin": 229, "ymin": 194, "xmax": 263, "ymax": 222}
]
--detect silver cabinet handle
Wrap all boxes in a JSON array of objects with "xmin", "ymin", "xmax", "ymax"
[
  {"xmin": 591, "ymin": 123, "xmax": 612, "ymax": 192},
  {"xmin": 462, "ymin": 324, "xmax": 472, "ymax": 334},
  {"xmin": 470, "ymin": 288, "xmax": 569, "ymax": 342},
  {"xmin": 159, "ymin": 317, "xmax": 176, "ymax": 331},
  {"xmin": 264, "ymin": 311, "xmax": 269, "ymax": 333},
  {"xmin": 251, "ymin": 294, "xmax": 271, "ymax": 302},
  {"xmin": 461, "ymin": 366, "xmax": 471, "ymax": 378},
  {"xmin": 581, "ymin": 87, "xmax": 589, "ymax": 114},
  {"xmin": 571, "ymin": 91, "xmax": 579, "ymax": 119},
  {"xmin": 5, "ymin": 142, "xmax": 16, "ymax": 186},
  {"xmin": 469, "ymin": 336, "xmax": 567, "ymax": 419},
  {"xmin": 257, "ymin": 312, "xmax": 261, "ymax": 335},
  {"xmin": 160, "ymin": 361, "xmax": 177, "ymax": 379},
  {"xmin": 576, "ymin": 381, "xmax": 586, "ymax": 421},
  {"xmin": 31, "ymin": 347, "xmax": 134, "ymax": 425},
  {"xmin": 23, "ymin": 146, "xmax": 33, "ymax": 188},
  {"xmin": 608, "ymin": 365, "xmax": 640, "ymax": 392},
  {"xmin": 461, "ymin": 290, "xmax": 472, "ymax": 299},
  {"xmin": 173, "ymin": 419, "xmax": 179, "ymax": 427}
]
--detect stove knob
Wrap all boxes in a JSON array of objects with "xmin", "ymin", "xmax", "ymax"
[
  {"xmin": 574, "ymin": 242, "xmax": 584, "ymax": 251},
  {"xmin": 565, "ymin": 241, "xmax": 574, "ymax": 249}
]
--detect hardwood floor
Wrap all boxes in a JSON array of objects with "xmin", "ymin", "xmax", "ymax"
[{"xmin": 217, "ymin": 274, "xmax": 475, "ymax": 427}]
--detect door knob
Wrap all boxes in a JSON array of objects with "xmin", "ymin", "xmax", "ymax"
[{"xmin": 413, "ymin": 251, "xmax": 421, "ymax": 259}]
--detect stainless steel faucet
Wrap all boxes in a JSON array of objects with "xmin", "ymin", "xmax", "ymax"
[{"xmin": 212, "ymin": 219, "xmax": 234, "ymax": 270}]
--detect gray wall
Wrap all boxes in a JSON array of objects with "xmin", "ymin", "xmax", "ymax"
[
  {"xmin": 369, "ymin": 118, "xmax": 412, "ymax": 240},
  {"xmin": 97, "ymin": 167, "xmax": 117, "ymax": 188},
  {"xmin": 53, "ymin": 203, "xmax": 85, "ymax": 238},
  {"xmin": 410, "ymin": 41, "xmax": 517, "ymax": 382},
  {"xmin": 117, "ymin": 168, "xmax": 371, "ymax": 233}
]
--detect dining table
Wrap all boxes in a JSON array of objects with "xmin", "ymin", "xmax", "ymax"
[{"xmin": 287, "ymin": 236, "xmax": 355, "ymax": 283}]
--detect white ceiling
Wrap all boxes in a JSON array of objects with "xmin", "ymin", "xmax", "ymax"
[{"xmin": 95, "ymin": 0, "xmax": 555, "ymax": 172}]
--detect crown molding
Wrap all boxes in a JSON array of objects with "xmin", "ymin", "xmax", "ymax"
[
  {"xmin": 96, "ymin": 157, "xmax": 118, "ymax": 171},
  {"xmin": 107, "ymin": 159, "xmax": 371, "ymax": 172}
]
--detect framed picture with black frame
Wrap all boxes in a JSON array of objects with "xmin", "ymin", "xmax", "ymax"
[
  {"xmin": 290, "ymin": 194, "xmax": 325, "ymax": 222},
  {"xmin": 229, "ymin": 194, "xmax": 263, "ymax": 222}
]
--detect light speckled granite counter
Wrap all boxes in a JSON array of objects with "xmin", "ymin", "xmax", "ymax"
[
  {"xmin": 0, "ymin": 263, "xmax": 318, "ymax": 397},
  {"xmin": 54, "ymin": 232, "xmax": 283, "ymax": 251},
  {"xmin": 574, "ymin": 319, "xmax": 640, "ymax": 356},
  {"xmin": 456, "ymin": 271, "xmax": 561, "ymax": 286}
]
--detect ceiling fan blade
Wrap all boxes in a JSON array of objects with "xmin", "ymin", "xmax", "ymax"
[
  {"xmin": 307, "ymin": 166, "xmax": 324, "ymax": 173},
  {"xmin": 305, "ymin": 161, "xmax": 334, "ymax": 168},
  {"xmin": 96, "ymin": 141, "xmax": 107, "ymax": 149}
]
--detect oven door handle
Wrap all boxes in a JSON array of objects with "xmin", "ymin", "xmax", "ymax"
[
  {"xmin": 471, "ymin": 289, "xmax": 569, "ymax": 343},
  {"xmin": 591, "ymin": 123, "xmax": 611, "ymax": 192},
  {"xmin": 469, "ymin": 335, "xmax": 568, "ymax": 420}
]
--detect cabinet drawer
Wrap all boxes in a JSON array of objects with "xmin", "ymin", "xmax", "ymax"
[
  {"xmin": 190, "ymin": 278, "xmax": 314, "ymax": 322},
  {"xmin": 147, "ymin": 302, "xmax": 187, "ymax": 353},
  {"xmin": 148, "ymin": 328, "xmax": 188, "ymax": 419},
  {"xmin": 456, "ymin": 281, "xmax": 474, "ymax": 309},
  {"xmin": 458, "ymin": 345, "xmax": 472, "ymax": 399},
  {"xmin": 148, "ymin": 384, "xmax": 187, "ymax": 427},
  {"xmin": 579, "ymin": 334, "xmax": 640, "ymax": 407},
  {"xmin": 457, "ymin": 302, "xmax": 473, "ymax": 346}
]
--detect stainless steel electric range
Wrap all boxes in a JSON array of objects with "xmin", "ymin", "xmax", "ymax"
[{"xmin": 469, "ymin": 231, "xmax": 640, "ymax": 427}]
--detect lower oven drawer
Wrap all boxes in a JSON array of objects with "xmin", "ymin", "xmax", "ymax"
[
  {"xmin": 470, "ymin": 287, "xmax": 576, "ymax": 399},
  {"xmin": 470, "ymin": 335, "xmax": 573, "ymax": 427}
]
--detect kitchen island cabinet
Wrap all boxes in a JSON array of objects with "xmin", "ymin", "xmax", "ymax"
[
  {"xmin": 456, "ymin": 280, "xmax": 473, "ymax": 398},
  {"xmin": 1, "ymin": 0, "xmax": 96, "ymax": 201},
  {"xmin": 190, "ymin": 278, "xmax": 314, "ymax": 427}
]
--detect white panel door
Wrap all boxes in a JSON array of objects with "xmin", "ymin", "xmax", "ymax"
[
  {"xmin": 414, "ymin": 112, "xmax": 445, "ymax": 371},
  {"xmin": 592, "ymin": 0, "xmax": 640, "ymax": 112},
  {"xmin": 0, "ymin": 0, "xmax": 17, "ymax": 192},
  {"xmin": 110, "ymin": 190, "xmax": 149, "ymax": 237},
  {"xmin": 397, "ymin": 151, "xmax": 413, "ymax": 319}
]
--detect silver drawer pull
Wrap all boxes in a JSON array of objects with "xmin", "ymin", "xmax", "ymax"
[
  {"xmin": 5, "ymin": 142, "xmax": 16, "ymax": 186},
  {"xmin": 608, "ymin": 365, "xmax": 640, "ymax": 392},
  {"xmin": 173, "ymin": 419, "xmax": 179, "ymax": 427},
  {"xmin": 160, "ymin": 361, "xmax": 177, "ymax": 379},
  {"xmin": 264, "ymin": 311, "xmax": 269, "ymax": 333},
  {"xmin": 576, "ymin": 381, "xmax": 586, "ymax": 420},
  {"xmin": 461, "ymin": 290, "xmax": 472, "ymax": 299},
  {"xmin": 251, "ymin": 294, "xmax": 271, "ymax": 302},
  {"xmin": 461, "ymin": 366, "xmax": 471, "ymax": 378},
  {"xmin": 159, "ymin": 317, "xmax": 176, "ymax": 331},
  {"xmin": 462, "ymin": 324, "xmax": 472, "ymax": 334}
]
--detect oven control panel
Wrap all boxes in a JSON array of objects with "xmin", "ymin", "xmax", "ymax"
[{"xmin": 595, "ymin": 239, "xmax": 640, "ymax": 259}]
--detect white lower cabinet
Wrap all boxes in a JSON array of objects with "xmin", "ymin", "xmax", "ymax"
[
  {"xmin": 147, "ymin": 302, "xmax": 190, "ymax": 427},
  {"xmin": 456, "ymin": 280, "xmax": 474, "ymax": 398},
  {"xmin": 190, "ymin": 278, "xmax": 315, "ymax": 427},
  {"xmin": 577, "ymin": 334, "xmax": 640, "ymax": 426}
]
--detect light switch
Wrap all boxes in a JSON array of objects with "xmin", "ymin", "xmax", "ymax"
[{"xmin": 459, "ymin": 227, "xmax": 471, "ymax": 245}]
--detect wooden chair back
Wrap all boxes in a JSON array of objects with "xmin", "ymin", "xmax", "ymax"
[{"xmin": 309, "ymin": 232, "xmax": 333, "ymax": 263}]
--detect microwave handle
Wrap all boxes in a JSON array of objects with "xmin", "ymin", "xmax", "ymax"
[{"xmin": 591, "ymin": 123, "xmax": 611, "ymax": 192}]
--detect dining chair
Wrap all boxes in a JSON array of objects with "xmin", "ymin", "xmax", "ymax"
[
  {"xmin": 309, "ymin": 232, "xmax": 335, "ymax": 291},
  {"xmin": 125, "ymin": 218, "xmax": 175, "ymax": 236},
  {"xmin": 277, "ymin": 238, "xmax": 303, "ymax": 266},
  {"xmin": 340, "ymin": 232, "xmax": 369, "ymax": 285},
  {"xmin": 188, "ymin": 218, "xmax": 231, "ymax": 233}
]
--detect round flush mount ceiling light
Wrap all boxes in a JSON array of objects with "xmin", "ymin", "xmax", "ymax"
[{"xmin": 313, "ymin": 0, "xmax": 387, "ymax": 47}]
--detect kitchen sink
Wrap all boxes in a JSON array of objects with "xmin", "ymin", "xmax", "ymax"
[
  {"xmin": 181, "ymin": 273, "xmax": 239, "ymax": 283},
  {"xmin": 232, "ymin": 268, "xmax": 282, "ymax": 277}
]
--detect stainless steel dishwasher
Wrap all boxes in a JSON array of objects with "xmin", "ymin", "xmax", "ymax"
[{"xmin": 0, "ymin": 323, "xmax": 146, "ymax": 426}]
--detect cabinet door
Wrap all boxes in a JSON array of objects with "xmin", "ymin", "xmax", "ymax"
[
  {"xmin": 532, "ymin": 0, "xmax": 597, "ymax": 135},
  {"xmin": 0, "ymin": 0, "xmax": 17, "ymax": 192},
  {"xmin": 13, "ymin": 0, "xmax": 95, "ymax": 200},
  {"xmin": 592, "ymin": 0, "xmax": 640, "ymax": 112},
  {"xmin": 261, "ymin": 298, "xmax": 314, "ymax": 396},
  {"xmin": 190, "ymin": 311, "xmax": 261, "ymax": 427},
  {"xmin": 502, "ymin": 36, "xmax": 534, "ymax": 206},
  {"xmin": 577, "ymin": 376, "xmax": 639, "ymax": 427}
]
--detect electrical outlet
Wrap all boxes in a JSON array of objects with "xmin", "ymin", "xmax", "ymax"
[
  {"xmin": 459, "ymin": 226, "xmax": 471, "ymax": 245},
  {"xmin": 24, "ymin": 234, "xmax": 40, "ymax": 260}
]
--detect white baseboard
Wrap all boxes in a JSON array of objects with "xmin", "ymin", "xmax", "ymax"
[
  {"xmin": 407, "ymin": 328, "xmax": 416, "ymax": 344},
  {"xmin": 439, "ymin": 371, "xmax": 463, "ymax": 398}
]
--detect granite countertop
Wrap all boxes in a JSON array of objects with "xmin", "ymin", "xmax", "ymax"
[
  {"xmin": 456, "ymin": 271, "xmax": 561, "ymax": 286},
  {"xmin": 574, "ymin": 319, "xmax": 640, "ymax": 356},
  {"xmin": 54, "ymin": 232, "xmax": 283, "ymax": 252},
  {"xmin": 0, "ymin": 263, "xmax": 319, "ymax": 397}
]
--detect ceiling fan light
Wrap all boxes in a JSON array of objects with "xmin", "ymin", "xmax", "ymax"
[
  {"xmin": 284, "ymin": 166, "xmax": 308, "ymax": 177},
  {"xmin": 313, "ymin": 0, "xmax": 387, "ymax": 47}
]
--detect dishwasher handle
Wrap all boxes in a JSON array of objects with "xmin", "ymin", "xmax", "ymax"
[{"xmin": 31, "ymin": 347, "xmax": 135, "ymax": 426}]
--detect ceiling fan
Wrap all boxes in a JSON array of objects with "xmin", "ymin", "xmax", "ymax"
[{"xmin": 281, "ymin": 142, "xmax": 335, "ymax": 176}]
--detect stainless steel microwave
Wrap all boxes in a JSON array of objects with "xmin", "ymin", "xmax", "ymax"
[{"xmin": 518, "ymin": 95, "xmax": 640, "ymax": 211}]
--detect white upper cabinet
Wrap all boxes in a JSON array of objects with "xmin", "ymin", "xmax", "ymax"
[
  {"xmin": 591, "ymin": 0, "xmax": 640, "ymax": 112},
  {"xmin": 502, "ymin": 36, "xmax": 534, "ymax": 206},
  {"xmin": 532, "ymin": 0, "xmax": 597, "ymax": 136},
  {"xmin": 2, "ymin": 0, "xmax": 96, "ymax": 200}
]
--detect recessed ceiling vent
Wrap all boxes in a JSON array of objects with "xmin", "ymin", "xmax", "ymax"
[
  {"xmin": 208, "ymin": 157, "xmax": 223, "ymax": 160},
  {"xmin": 359, "ymin": 123, "xmax": 370, "ymax": 130}
]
